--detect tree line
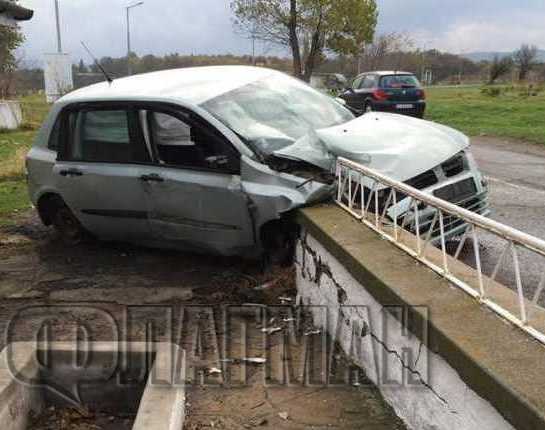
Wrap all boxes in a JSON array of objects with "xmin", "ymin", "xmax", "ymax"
[{"xmin": 2, "ymin": 0, "xmax": 544, "ymax": 97}]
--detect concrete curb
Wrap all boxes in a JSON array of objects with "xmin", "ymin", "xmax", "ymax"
[{"xmin": 0, "ymin": 342, "xmax": 186, "ymax": 430}]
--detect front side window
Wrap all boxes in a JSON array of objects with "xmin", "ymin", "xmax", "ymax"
[
  {"xmin": 64, "ymin": 109, "xmax": 150, "ymax": 163},
  {"xmin": 352, "ymin": 76, "xmax": 364, "ymax": 90},
  {"xmin": 362, "ymin": 76, "xmax": 376, "ymax": 89},
  {"xmin": 145, "ymin": 111, "xmax": 240, "ymax": 173}
]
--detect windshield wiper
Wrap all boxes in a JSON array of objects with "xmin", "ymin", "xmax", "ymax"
[{"xmin": 296, "ymin": 177, "xmax": 316, "ymax": 189}]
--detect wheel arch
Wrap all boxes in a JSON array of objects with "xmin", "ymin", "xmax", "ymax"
[
  {"xmin": 36, "ymin": 192, "xmax": 64, "ymax": 226},
  {"xmin": 258, "ymin": 213, "xmax": 300, "ymax": 265}
]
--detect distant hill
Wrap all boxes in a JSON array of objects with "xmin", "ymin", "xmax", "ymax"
[{"xmin": 462, "ymin": 49, "xmax": 545, "ymax": 63}]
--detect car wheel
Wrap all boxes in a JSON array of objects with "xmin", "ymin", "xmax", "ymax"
[
  {"xmin": 364, "ymin": 102, "xmax": 373, "ymax": 114},
  {"xmin": 51, "ymin": 201, "xmax": 86, "ymax": 246},
  {"xmin": 261, "ymin": 220, "xmax": 298, "ymax": 268}
]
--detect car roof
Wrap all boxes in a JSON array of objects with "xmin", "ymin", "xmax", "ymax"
[
  {"xmin": 360, "ymin": 71, "xmax": 415, "ymax": 76},
  {"xmin": 60, "ymin": 66, "xmax": 280, "ymax": 106}
]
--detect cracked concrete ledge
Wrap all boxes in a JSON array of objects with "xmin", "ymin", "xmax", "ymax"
[{"xmin": 295, "ymin": 204, "xmax": 545, "ymax": 430}]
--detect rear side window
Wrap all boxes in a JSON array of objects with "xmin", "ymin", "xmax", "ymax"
[
  {"xmin": 47, "ymin": 116, "xmax": 62, "ymax": 151},
  {"xmin": 64, "ymin": 109, "xmax": 150, "ymax": 163},
  {"xmin": 380, "ymin": 75, "xmax": 420, "ymax": 89},
  {"xmin": 82, "ymin": 111, "xmax": 130, "ymax": 144}
]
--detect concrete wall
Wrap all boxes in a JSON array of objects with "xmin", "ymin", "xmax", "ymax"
[
  {"xmin": 0, "ymin": 101, "xmax": 22, "ymax": 130},
  {"xmin": 296, "ymin": 232, "xmax": 514, "ymax": 430},
  {"xmin": 0, "ymin": 342, "xmax": 186, "ymax": 430},
  {"xmin": 295, "ymin": 205, "xmax": 545, "ymax": 430}
]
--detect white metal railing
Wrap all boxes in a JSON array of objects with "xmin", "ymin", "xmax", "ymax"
[{"xmin": 335, "ymin": 157, "xmax": 545, "ymax": 345}]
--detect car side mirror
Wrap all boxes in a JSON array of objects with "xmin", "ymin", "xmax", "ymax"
[{"xmin": 345, "ymin": 87, "xmax": 355, "ymax": 94}]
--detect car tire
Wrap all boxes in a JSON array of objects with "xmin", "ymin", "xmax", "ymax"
[
  {"xmin": 51, "ymin": 199, "xmax": 86, "ymax": 246},
  {"xmin": 364, "ymin": 102, "xmax": 373, "ymax": 114},
  {"xmin": 260, "ymin": 220, "xmax": 298, "ymax": 268}
]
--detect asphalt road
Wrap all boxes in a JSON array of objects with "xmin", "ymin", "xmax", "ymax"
[{"xmin": 467, "ymin": 137, "xmax": 545, "ymax": 304}]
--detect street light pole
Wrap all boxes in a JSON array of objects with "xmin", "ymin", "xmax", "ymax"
[
  {"xmin": 54, "ymin": 0, "xmax": 62, "ymax": 53},
  {"xmin": 126, "ymin": 1, "xmax": 144, "ymax": 76}
]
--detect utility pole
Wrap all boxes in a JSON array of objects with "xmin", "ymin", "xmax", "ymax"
[
  {"xmin": 250, "ymin": 0, "xmax": 256, "ymax": 65},
  {"xmin": 126, "ymin": 2, "xmax": 144, "ymax": 76},
  {"xmin": 54, "ymin": 0, "xmax": 62, "ymax": 53}
]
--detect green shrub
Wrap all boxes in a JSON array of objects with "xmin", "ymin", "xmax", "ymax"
[{"xmin": 481, "ymin": 86, "xmax": 502, "ymax": 97}]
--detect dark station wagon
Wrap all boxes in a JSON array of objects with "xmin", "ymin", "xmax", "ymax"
[{"xmin": 340, "ymin": 71, "xmax": 426, "ymax": 118}]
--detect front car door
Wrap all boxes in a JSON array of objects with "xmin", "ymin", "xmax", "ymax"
[
  {"xmin": 137, "ymin": 105, "xmax": 255, "ymax": 256},
  {"xmin": 53, "ymin": 103, "xmax": 153, "ymax": 240},
  {"xmin": 346, "ymin": 74, "xmax": 373, "ymax": 113}
]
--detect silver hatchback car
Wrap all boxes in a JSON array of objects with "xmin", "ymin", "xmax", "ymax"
[{"xmin": 26, "ymin": 66, "xmax": 489, "ymax": 260}]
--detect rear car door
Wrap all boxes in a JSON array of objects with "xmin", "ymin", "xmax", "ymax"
[
  {"xmin": 53, "ymin": 104, "xmax": 152, "ymax": 240},
  {"xmin": 138, "ymin": 105, "xmax": 255, "ymax": 256}
]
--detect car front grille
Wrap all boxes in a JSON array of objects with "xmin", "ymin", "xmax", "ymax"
[
  {"xmin": 405, "ymin": 169, "xmax": 438, "ymax": 189},
  {"xmin": 404, "ymin": 178, "xmax": 488, "ymax": 239},
  {"xmin": 441, "ymin": 153, "xmax": 466, "ymax": 177},
  {"xmin": 433, "ymin": 178, "xmax": 477, "ymax": 202}
]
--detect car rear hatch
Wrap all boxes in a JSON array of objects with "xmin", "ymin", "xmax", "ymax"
[{"xmin": 379, "ymin": 75, "xmax": 424, "ymax": 102}]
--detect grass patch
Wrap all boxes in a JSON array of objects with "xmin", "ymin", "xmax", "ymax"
[
  {"xmin": 0, "ymin": 130, "xmax": 36, "ymax": 226},
  {"xmin": 18, "ymin": 93, "xmax": 51, "ymax": 130},
  {"xmin": 0, "ymin": 131, "xmax": 36, "ymax": 180},
  {"xmin": 0, "ymin": 179, "xmax": 31, "ymax": 226},
  {"xmin": 426, "ymin": 85, "xmax": 545, "ymax": 145},
  {"xmin": 0, "ymin": 94, "xmax": 48, "ymax": 226}
]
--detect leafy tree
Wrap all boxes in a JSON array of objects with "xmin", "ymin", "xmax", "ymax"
[
  {"xmin": 0, "ymin": 24, "xmax": 24, "ymax": 74},
  {"xmin": 231, "ymin": 0, "xmax": 378, "ymax": 81},
  {"xmin": 488, "ymin": 54, "xmax": 512, "ymax": 84},
  {"xmin": 513, "ymin": 44, "xmax": 538, "ymax": 81},
  {"xmin": 0, "ymin": 22, "xmax": 24, "ymax": 96},
  {"xmin": 358, "ymin": 32, "xmax": 413, "ymax": 72}
]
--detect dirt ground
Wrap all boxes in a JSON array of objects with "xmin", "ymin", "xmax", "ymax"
[
  {"xmin": 28, "ymin": 407, "xmax": 135, "ymax": 430},
  {"xmin": 0, "ymin": 213, "xmax": 406, "ymax": 430}
]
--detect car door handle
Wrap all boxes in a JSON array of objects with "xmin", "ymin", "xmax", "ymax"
[
  {"xmin": 59, "ymin": 169, "xmax": 83, "ymax": 177},
  {"xmin": 140, "ymin": 173, "xmax": 164, "ymax": 183}
]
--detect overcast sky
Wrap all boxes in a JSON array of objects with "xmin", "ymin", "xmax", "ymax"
[{"xmin": 16, "ymin": 0, "xmax": 545, "ymax": 65}]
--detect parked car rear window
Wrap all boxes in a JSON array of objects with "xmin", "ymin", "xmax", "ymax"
[{"xmin": 380, "ymin": 75, "xmax": 420, "ymax": 89}]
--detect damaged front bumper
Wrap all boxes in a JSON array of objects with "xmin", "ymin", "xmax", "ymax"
[{"xmin": 385, "ymin": 151, "xmax": 490, "ymax": 242}]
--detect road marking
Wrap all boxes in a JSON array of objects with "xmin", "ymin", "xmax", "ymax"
[{"xmin": 487, "ymin": 176, "xmax": 545, "ymax": 195}]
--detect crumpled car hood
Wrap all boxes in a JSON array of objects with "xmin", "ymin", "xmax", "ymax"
[{"xmin": 273, "ymin": 112, "xmax": 470, "ymax": 182}]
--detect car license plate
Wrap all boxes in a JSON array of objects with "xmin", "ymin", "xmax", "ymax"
[{"xmin": 396, "ymin": 104, "xmax": 414, "ymax": 109}]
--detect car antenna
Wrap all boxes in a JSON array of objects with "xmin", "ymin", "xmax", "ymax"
[{"xmin": 81, "ymin": 41, "xmax": 113, "ymax": 84}]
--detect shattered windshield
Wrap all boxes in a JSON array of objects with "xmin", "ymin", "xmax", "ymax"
[{"xmin": 200, "ymin": 74, "xmax": 354, "ymax": 157}]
